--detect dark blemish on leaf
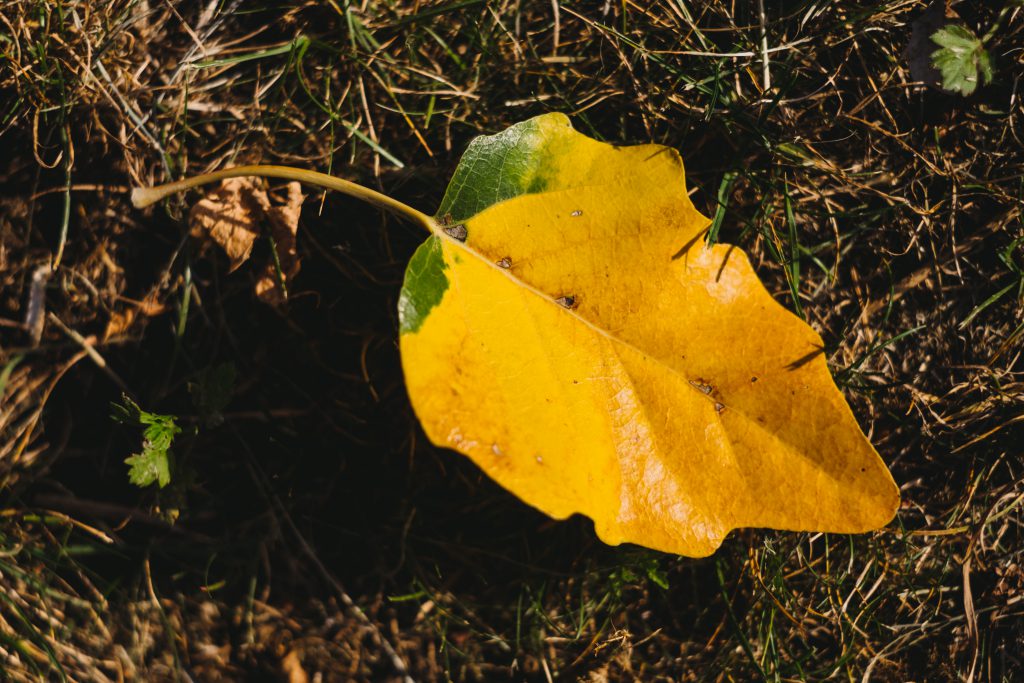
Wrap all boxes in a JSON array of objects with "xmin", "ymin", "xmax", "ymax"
[
  {"xmin": 555, "ymin": 295, "xmax": 576, "ymax": 309},
  {"xmin": 714, "ymin": 402, "xmax": 725, "ymax": 414},
  {"xmin": 440, "ymin": 212, "xmax": 454, "ymax": 226},
  {"xmin": 444, "ymin": 224, "xmax": 468, "ymax": 241},
  {"xmin": 496, "ymin": 256, "xmax": 512, "ymax": 269},
  {"xmin": 751, "ymin": 376, "xmax": 758, "ymax": 383},
  {"xmin": 689, "ymin": 379, "xmax": 714, "ymax": 395},
  {"xmin": 572, "ymin": 379, "xmax": 579, "ymax": 385},
  {"xmin": 571, "ymin": 210, "xmax": 583, "ymax": 217},
  {"xmin": 860, "ymin": 467, "xmax": 866, "ymax": 472}
]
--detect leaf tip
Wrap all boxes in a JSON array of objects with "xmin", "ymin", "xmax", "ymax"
[
  {"xmin": 880, "ymin": 474, "xmax": 902, "ymax": 525},
  {"xmin": 849, "ymin": 465, "xmax": 901, "ymax": 533}
]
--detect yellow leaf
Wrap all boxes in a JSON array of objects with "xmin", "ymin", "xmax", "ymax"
[
  {"xmin": 398, "ymin": 113, "xmax": 898, "ymax": 556},
  {"xmin": 132, "ymin": 114, "xmax": 899, "ymax": 557}
]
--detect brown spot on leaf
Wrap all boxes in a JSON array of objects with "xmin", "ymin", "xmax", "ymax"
[
  {"xmin": 571, "ymin": 210, "xmax": 583, "ymax": 217},
  {"xmin": 689, "ymin": 379, "xmax": 714, "ymax": 395},
  {"xmin": 496, "ymin": 256, "xmax": 512, "ymax": 269},
  {"xmin": 444, "ymin": 224, "xmax": 468, "ymax": 241},
  {"xmin": 555, "ymin": 295, "xmax": 576, "ymax": 309}
]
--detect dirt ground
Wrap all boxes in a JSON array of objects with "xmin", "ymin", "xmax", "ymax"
[{"xmin": 1, "ymin": 1, "xmax": 1022, "ymax": 681}]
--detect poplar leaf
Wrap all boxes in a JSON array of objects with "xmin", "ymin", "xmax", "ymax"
[{"xmin": 398, "ymin": 113, "xmax": 899, "ymax": 557}]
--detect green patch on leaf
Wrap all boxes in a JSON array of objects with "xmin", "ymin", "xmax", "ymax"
[
  {"xmin": 435, "ymin": 116, "xmax": 559, "ymax": 222},
  {"xmin": 930, "ymin": 24, "xmax": 993, "ymax": 96},
  {"xmin": 399, "ymin": 236, "xmax": 450, "ymax": 334},
  {"xmin": 112, "ymin": 395, "xmax": 181, "ymax": 488}
]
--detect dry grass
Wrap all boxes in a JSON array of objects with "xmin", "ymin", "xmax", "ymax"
[{"xmin": 1, "ymin": 0, "xmax": 1023, "ymax": 680}]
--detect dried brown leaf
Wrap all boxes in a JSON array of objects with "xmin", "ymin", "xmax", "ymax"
[
  {"xmin": 281, "ymin": 649, "xmax": 309, "ymax": 683},
  {"xmin": 189, "ymin": 178, "xmax": 304, "ymax": 306},
  {"xmin": 103, "ymin": 290, "xmax": 168, "ymax": 340},
  {"xmin": 255, "ymin": 182, "xmax": 304, "ymax": 306},
  {"xmin": 189, "ymin": 178, "xmax": 268, "ymax": 272}
]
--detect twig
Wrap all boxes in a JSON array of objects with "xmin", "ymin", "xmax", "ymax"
[
  {"xmin": 25, "ymin": 265, "xmax": 51, "ymax": 346},
  {"xmin": 12, "ymin": 351, "xmax": 87, "ymax": 464},
  {"xmin": 31, "ymin": 494, "xmax": 215, "ymax": 542},
  {"xmin": 29, "ymin": 184, "xmax": 131, "ymax": 201},
  {"xmin": 46, "ymin": 313, "xmax": 132, "ymax": 396},
  {"xmin": 28, "ymin": 509, "xmax": 114, "ymax": 544},
  {"xmin": 756, "ymin": 0, "xmax": 771, "ymax": 91},
  {"xmin": 550, "ymin": 0, "xmax": 561, "ymax": 57}
]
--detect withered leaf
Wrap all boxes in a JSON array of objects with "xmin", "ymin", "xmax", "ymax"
[
  {"xmin": 189, "ymin": 177, "xmax": 304, "ymax": 305},
  {"xmin": 255, "ymin": 182, "xmax": 304, "ymax": 306},
  {"xmin": 189, "ymin": 177, "xmax": 268, "ymax": 272},
  {"xmin": 103, "ymin": 290, "xmax": 169, "ymax": 340}
]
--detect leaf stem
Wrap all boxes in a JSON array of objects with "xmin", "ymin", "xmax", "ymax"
[
  {"xmin": 981, "ymin": 2, "xmax": 1015, "ymax": 45},
  {"xmin": 132, "ymin": 164, "xmax": 436, "ymax": 233}
]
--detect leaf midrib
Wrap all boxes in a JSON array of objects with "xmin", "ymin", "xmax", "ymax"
[
  {"xmin": 429, "ymin": 217, "xmax": 733, "ymax": 414},
  {"xmin": 427, "ymin": 210, "xmax": 876, "ymax": 484}
]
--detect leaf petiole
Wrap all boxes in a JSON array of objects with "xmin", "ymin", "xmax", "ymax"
[{"xmin": 132, "ymin": 164, "xmax": 436, "ymax": 233}]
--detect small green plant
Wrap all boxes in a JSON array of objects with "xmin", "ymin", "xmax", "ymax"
[
  {"xmin": 930, "ymin": 1, "xmax": 1020, "ymax": 95},
  {"xmin": 111, "ymin": 395, "xmax": 181, "ymax": 488},
  {"xmin": 930, "ymin": 24, "xmax": 992, "ymax": 96}
]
